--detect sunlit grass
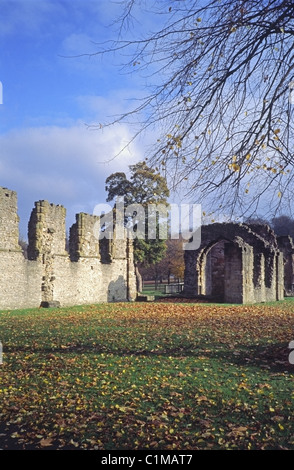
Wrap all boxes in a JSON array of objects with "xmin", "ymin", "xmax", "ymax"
[{"xmin": 0, "ymin": 300, "xmax": 293, "ymax": 450}]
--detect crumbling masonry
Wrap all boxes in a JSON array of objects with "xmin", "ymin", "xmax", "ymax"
[
  {"xmin": 184, "ymin": 223, "xmax": 294, "ymax": 304},
  {"xmin": 0, "ymin": 187, "xmax": 137, "ymax": 310},
  {"xmin": 1, "ymin": 186, "xmax": 294, "ymax": 309}
]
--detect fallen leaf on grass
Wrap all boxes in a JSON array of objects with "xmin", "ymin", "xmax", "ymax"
[{"xmin": 39, "ymin": 437, "xmax": 54, "ymax": 447}]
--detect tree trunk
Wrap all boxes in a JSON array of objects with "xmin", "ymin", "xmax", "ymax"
[{"xmin": 135, "ymin": 264, "xmax": 143, "ymax": 293}]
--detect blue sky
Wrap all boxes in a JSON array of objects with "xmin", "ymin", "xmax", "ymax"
[{"xmin": 0, "ymin": 0, "xmax": 150, "ymax": 237}]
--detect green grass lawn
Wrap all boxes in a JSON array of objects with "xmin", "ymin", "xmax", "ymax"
[
  {"xmin": 141, "ymin": 283, "xmax": 167, "ymax": 297},
  {"xmin": 0, "ymin": 299, "xmax": 293, "ymax": 450}
]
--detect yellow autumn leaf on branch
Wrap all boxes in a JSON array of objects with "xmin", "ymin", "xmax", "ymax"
[{"xmin": 229, "ymin": 162, "xmax": 240, "ymax": 172}]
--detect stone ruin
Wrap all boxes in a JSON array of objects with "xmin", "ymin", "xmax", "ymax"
[
  {"xmin": 1, "ymin": 185, "xmax": 293, "ymax": 309},
  {"xmin": 184, "ymin": 222, "xmax": 294, "ymax": 304},
  {"xmin": 0, "ymin": 186, "xmax": 137, "ymax": 310}
]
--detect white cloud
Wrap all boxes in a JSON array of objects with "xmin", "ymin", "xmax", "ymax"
[
  {"xmin": 0, "ymin": 0, "xmax": 111, "ymax": 39},
  {"xmin": 0, "ymin": 121, "xmax": 142, "ymax": 234},
  {"xmin": 60, "ymin": 32, "xmax": 99, "ymax": 58},
  {"xmin": 0, "ymin": 0, "xmax": 64, "ymax": 37},
  {"xmin": 76, "ymin": 91, "xmax": 146, "ymax": 124}
]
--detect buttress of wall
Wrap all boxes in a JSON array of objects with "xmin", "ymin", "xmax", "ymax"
[
  {"xmin": 27, "ymin": 200, "xmax": 68, "ymax": 304},
  {"xmin": 0, "ymin": 188, "xmax": 42, "ymax": 309}
]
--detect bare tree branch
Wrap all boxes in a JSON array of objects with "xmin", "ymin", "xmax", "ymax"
[{"xmin": 91, "ymin": 0, "xmax": 294, "ymax": 219}]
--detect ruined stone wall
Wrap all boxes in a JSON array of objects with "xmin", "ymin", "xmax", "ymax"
[
  {"xmin": 0, "ymin": 189, "xmax": 42, "ymax": 309},
  {"xmin": 184, "ymin": 223, "xmax": 289, "ymax": 304},
  {"xmin": 0, "ymin": 188, "xmax": 20, "ymax": 251},
  {"xmin": 223, "ymin": 242, "xmax": 245, "ymax": 303},
  {"xmin": 69, "ymin": 212, "xmax": 101, "ymax": 262},
  {"xmin": 277, "ymin": 236, "xmax": 294, "ymax": 296},
  {"xmin": 0, "ymin": 187, "xmax": 136, "ymax": 310}
]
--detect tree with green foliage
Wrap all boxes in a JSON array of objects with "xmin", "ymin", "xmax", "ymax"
[
  {"xmin": 140, "ymin": 237, "xmax": 185, "ymax": 289},
  {"xmin": 105, "ymin": 161, "xmax": 170, "ymax": 291}
]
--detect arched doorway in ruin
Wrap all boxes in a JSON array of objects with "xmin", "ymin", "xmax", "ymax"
[
  {"xmin": 183, "ymin": 223, "xmax": 284, "ymax": 304},
  {"xmin": 196, "ymin": 238, "xmax": 243, "ymax": 303}
]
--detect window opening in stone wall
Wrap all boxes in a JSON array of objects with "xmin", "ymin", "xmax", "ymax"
[{"xmin": 99, "ymin": 238, "xmax": 112, "ymax": 264}]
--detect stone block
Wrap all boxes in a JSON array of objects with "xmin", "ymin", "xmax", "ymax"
[
  {"xmin": 136, "ymin": 295, "xmax": 155, "ymax": 302},
  {"xmin": 40, "ymin": 301, "xmax": 61, "ymax": 308}
]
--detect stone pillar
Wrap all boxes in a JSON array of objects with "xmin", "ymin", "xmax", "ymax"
[
  {"xmin": 277, "ymin": 236, "xmax": 294, "ymax": 296},
  {"xmin": 183, "ymin": 250, "xmax": 199, "ymax": 296},
  {"xmin": 28, "ymin": 200, "xmax": 67, "ymax": 304},
  {"xmin": 224, "ymin": 243, "xmax": 243, "ymax": 303},
  {"xmin": 126, "ymin": 238, "xmax": 137, "ymax": 301},
  {"xmin": 242, "ymin": 244, "xmax": 254, "ymax": 304},
  {"xmin": 253, "ymin": 252, "xmax": 266, "ymax": 302},
  {"xmin": 198, "ymin": 252, "xmax": 207, "ymax": 296},
  {"xmin": 276, "ymin": 251, "xmax": 285, "ymax": 301}
]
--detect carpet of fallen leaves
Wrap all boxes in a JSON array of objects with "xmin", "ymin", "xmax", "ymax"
[{"xmin": 0, "ymin": 299, "xmax": 294, "ymax": 450}]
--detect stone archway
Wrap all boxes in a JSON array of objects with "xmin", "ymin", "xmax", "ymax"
[
  {"xmin": 204, "ymin": 240, "xmax": 226, "ymax": 300},
  {"xmin": 183, "ymin": 223, "xmax": 284, "ymax": 304}
]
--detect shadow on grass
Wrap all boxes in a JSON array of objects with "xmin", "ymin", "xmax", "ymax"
[
  {"xmin": 5, "ymin": 341, "xmax": 293, "ymax": 373},
  {"xmin": 208, "ymin": 343, "xmax": 292, "ymax": 373}
]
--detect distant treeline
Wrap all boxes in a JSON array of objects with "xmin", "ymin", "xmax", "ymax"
[{"xmin": 246, "ymin": 215, "xmax": 294, "ymax": 240}]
